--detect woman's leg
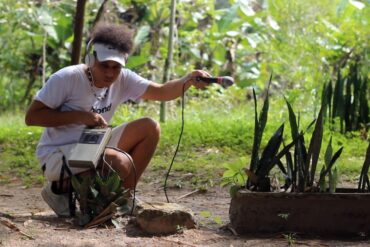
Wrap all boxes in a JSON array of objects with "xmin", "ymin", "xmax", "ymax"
[{"xmin": 103, "ymin": 117, "xmax": 160, "ymax": 189}]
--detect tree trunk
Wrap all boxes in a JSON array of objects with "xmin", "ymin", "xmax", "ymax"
[
  {"xmin": 92, "ymin": 0, "xmax": 108, "ymax": 28},
  {"xmin": 71, "ymin": 0, "xmax": 87, "ymax": 65},
  {"xmin": 160, "ymin": 0, "xmax": 177, "ymax": 122}
]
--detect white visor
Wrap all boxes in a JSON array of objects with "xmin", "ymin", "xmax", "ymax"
[{"xmin": 93, "ymin": 43, "xmax": 127, "ymax": 66}]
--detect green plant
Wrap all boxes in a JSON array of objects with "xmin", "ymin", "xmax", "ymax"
[
  {"xmin": 246, "ymin": 123, "xmax": 289, "ymax": 191},
  {"xmin": 358, "ymin": 141, "xmax": 370, "ymax": 192},
  {"xmin": 318, "ymin": 137, "xmax": 342, "ymax": 192},
  {"xmin": 71, "ymin": 171, "xmax": 130, "ymax": 227},
  {"xmin": 221, "ymin": 157, "xmax": 247, "ymax": 196},
  {"xmin": 244, "ymin": 74, "xmax": 296, "ymax": 192},
  {"xmin": 199, "ymin": 210, "xmax": 223, "ymax": 226},
  {"xmin": 222, "ymin": 75, "xmax": 346, "ymax": 193},
  {"xmin": 248, "ymin": 75, "xmax": 272, "ymax": 177},
  {"xmin": 285, "ymin": 99, "xmax": 343, "ymax": 192},
  {"xmin": 323, "ymin": 63, "xmax": 369, "ymax": 133},
  {"xmin": 278, "ymin": 213, "xmax": 296, "ymax": 246},
  {"xmin": 283, "ymin": 232, "xmax": 296, "ymax": 246}
]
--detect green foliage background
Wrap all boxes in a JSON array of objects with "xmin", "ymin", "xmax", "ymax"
[
  {"xmin": 0, "ymin": 0, "xmax": 368, "ymax": 110},
  {"xmin": 0, "ymin": 1, "xmax": 368, "ymax": 187}
]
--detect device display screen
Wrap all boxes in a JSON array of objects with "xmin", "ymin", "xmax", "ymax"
[{"xmin": 79, "ymin": 132, "xmax": 104, "ymax": 144}]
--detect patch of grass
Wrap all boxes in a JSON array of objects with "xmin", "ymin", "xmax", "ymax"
[
  {"xmin": 0, "ymin": 112, "xmax": 43, "ymax": 186},
  {"xmin": 0, "ymin": 128, "xmax": 43, "ymax": 186},
  {"xmin": 0, "ymin": 89, "xmax": 367, "ymax": 188},
  {"xmin": 150, "ymin": 146, "xmax": 244, "ymax": 189},
  {"xmin": 313, "ymin": 131, "xmax": 367, "ymax": 180}
]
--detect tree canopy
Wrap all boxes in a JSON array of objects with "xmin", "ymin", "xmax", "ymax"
[{"xmin": 0, "ymin": 0, "xmax": 368, "ymax": 111}]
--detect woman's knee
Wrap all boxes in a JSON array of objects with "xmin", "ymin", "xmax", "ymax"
[
  {"xmin": 138, "ymin": 117, "xmax": 161, "ymax": 138},
  {"xmin": 103, "ymin": 149, "xmax": 131, "ymax": 176}
]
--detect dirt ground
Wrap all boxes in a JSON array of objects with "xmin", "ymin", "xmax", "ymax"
[{"xmin": 1, "ymin": 171, "xmax": 370, "ymax": 247}]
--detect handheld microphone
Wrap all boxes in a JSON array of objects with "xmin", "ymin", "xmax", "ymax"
[{"xmin": 196, "ymin": 76, "xmax": 234, "ymax": 88}]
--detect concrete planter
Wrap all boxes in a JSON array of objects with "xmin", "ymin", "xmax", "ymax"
[{"xmin": 229, "ymin": 188, "xmax": 370, "ymax": 236}]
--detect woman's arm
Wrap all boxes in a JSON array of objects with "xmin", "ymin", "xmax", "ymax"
[
  {"xmin": 141, "ymin": 70, "xmax": 210, "ymax": 101},
  {"xmin": 25, "ymin": 100, "xmax": 108, "ymax": 128}
]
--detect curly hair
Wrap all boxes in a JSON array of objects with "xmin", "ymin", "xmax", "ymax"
[{"xmin": 90, "ymin": 22, "xmax": 133, "ymax": 54}]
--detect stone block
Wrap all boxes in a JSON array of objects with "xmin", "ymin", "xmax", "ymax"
[{"xmin": 136, "ymin": 202, "xmax": 196, "ymax": 234}]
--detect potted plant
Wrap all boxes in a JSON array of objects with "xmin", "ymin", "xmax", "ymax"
[{"xmin": 223, "ymin": 75, "xmax": 370, "ymax": 236}]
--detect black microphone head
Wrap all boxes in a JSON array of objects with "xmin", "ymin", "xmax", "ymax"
[{"xmin": 220, "ymin": 76, "xmax": 234, "ymax": 88}]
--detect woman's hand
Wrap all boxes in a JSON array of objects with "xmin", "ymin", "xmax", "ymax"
[
  {"xmin": 184, "ymin": 70, "xmax": 212, "ymax": 89},
  {"xmin": 81, "ymin": 112, "xmax": 108, "ymax": 128}
]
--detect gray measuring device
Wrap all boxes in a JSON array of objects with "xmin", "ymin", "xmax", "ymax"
[{"xmin": 68, "ymin": 127, "xmax": 112, "ymax": 168}]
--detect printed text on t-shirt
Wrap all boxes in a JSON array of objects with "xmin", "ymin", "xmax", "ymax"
[{"xmin": 91, "ymin": 103, "xmax": 112, "ymax": 114}]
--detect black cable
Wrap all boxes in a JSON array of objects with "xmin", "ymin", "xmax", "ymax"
[
  {"xmin": 164, "ymin": 82, "xmax": 186, "ymax": 203},
  {"xmin": 105, "ymin": 146, "xmax": 137, "ymax": 216}
]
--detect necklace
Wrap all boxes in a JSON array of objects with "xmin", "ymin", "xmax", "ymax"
[{"xmin": 87, "ymin": 67, "xmax": 109, "ymax": 101}]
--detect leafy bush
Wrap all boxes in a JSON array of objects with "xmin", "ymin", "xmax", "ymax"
[{"xmin": 221, "ymin": 157, "xmax": 247, "ymax": 196}]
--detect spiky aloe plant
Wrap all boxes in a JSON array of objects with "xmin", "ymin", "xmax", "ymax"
[
  {"xmin": 248, "ymin": 74, "xmax": 272, "ymax": 178},
  {"xmin": 244, "ymin": 74, "xmax": 297, "ymax": 191},
  {"xmin": 324, "ymin": 63, "xmax": 369, "ymax": 133},
  {"xmin": 231, "ymin": 74, "xmax": 350, "ymax": 194},
  {"xmin": 285, "ymin": 98, "xmax": 343, "ymax": 192},
  {"xmin": 245, "ymin": 74, "xmax": 272, "ymax": 191},
  {"xmin": 318, "ymin": 137, "xmax": 343, "ymax": 193},
  {"xmin": 71, "ymin": 171, "xmax": 130, "ymax": 227},
  {"xmin": 358, "ymin": 141, "xmax": 370, "ymax": 192}
]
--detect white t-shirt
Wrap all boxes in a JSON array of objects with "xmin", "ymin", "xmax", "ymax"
[{"xmin": 35, "ymin": 64, "xmax": 150, "ymax": 165}]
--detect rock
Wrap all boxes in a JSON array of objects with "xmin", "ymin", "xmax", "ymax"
[{"xmin": 136, "ymin": 202, "xmax": 196, "ymax": 234}]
